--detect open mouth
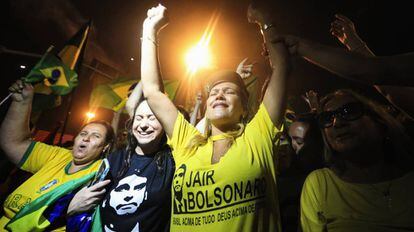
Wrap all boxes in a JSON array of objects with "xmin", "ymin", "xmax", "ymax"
[{"xmin": 77, "ymin": 144, "xmax": 87, "ymax": 152}]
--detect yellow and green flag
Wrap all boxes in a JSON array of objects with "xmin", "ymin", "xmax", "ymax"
[
  {"xmin": 25, "ymin": 21, "xmax": 90, "ymax": 96},
  {"xmin": 90, "ymin": 78, "xmax": 180, "ymax": 112},
  {"xmin": 24, "ymin": 52, "xmax": 78, "ymax": 95}
]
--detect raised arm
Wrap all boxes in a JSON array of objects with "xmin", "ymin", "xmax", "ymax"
[
  {"xmin": 274, "ymin": 35, "xmax": 414, "ymax": 86},
  {"xmin": 330, "ymin": 14, "xmax": 414, "ymax": 119},
  {"xmin": 330, "ymin": 14, "xmax": 374, "ymax": 56},
  {"xmin": 248, "ymin": 5, "xmax": 291, "ymax": 127},
  {"xmin": 125, "ymin": 81, "xmax": 143, "ymax": 118},
  {"xmin": 189, "ymin": 91, "xmax": 202, "ymax": 126},
  {"xmin": 141, "ymin": 4, "xmax": 177, "ymax": 137},
  {"xmin": 0, "ymin": 80, "xmax": 34, "ymax": 165}
]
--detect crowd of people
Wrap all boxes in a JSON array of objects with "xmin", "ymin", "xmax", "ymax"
[{"xmin": 0, "ymin": 2, "xmax": 413, "ymax": 232}]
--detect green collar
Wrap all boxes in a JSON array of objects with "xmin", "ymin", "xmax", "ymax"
[{"xmin": 65, "ymin": 159, "xmax": 98, "ymax": 175}]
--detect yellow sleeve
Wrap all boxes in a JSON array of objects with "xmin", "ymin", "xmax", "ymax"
[
  {"xmin": 167, "ymin": 112, "xmax": 200, "ymax": 160},
  {"xmin": 244, "ymin": 103, "xmax": 283, "ymax": 156},
  {"xmin": 18, "ymin": 141, "xmax": 70, "ymax": 174},
  {"xmin": 300, "ymin": 170, "xmax": 326, "ymax": 232}
]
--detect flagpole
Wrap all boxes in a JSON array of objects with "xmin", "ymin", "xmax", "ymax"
[
  {"xmin": 0, "ymin": 93, "xmax": 12, "ymax": 107},
  {"xmin": 58, "ymin": 88, "xmax": 75, "ymax": 145}
]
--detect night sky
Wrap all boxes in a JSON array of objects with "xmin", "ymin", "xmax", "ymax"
[{"xmin": 1, "ymin": 0, "xmax": 413, "ymax": 135}]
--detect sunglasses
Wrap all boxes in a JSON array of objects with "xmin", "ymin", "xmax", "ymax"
[{"xmin": 318, "ymin": 102, "xmax": 365, "ymax": 128}]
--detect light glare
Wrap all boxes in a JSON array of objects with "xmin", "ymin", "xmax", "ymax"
[
  {"xmin": 185, "ymin": 44, "xmax": 212, "ymax": 74},
  {"xmin": 86, "ymin": 112, "xmax": 96, "ymax": 119}
]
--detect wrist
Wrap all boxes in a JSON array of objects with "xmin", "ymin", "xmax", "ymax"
[
  {"xmin": 260, "ymin": 23, "xmax": 276, "ymax": 35},
  {"xmin": 142, "ymin": 27, "xmax": 157, "ymax": 37},
  {"xmin": 345, "ymin": 36, "xmax": 366, "ymax": 51}
]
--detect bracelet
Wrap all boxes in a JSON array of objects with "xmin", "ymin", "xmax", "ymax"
[
  {"xmin": 140, "ymin": 36, "xmax": 158, "ymax": 46},
  {"xmin": 262, "ymin": 23, "xmax": 275, "ymax": 31},
  {"xmin": 260, "ymin": 23, "xmax": 276, "ymax": 35}
]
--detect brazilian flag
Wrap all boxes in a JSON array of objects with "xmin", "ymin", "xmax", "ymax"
[
  {"xmin": 25, "ymin": 21, "xmax": 90, "ymax": 96},
  {"xmin": 90, "ymin": 78, "xmax": 180, "ymax": 112},
  {"xmin": 24, "ymin": 52, "xmax": 78, "ymax": 95}
]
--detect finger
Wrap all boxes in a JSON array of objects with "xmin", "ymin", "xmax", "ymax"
[
  {"xmin": 239, "ymin": 57, "xmax": 249, "ymax": 66},
  {"xmin": 89, "ymin": 179, "xmax": 111, "ymax": 191},
  {"xmin": 89, "ymin": 188, "xmax": 107, "ymax": 198},
  {"xmin": 243, "ymin": 64, "xmax": 255, "ymax": 68},
  {"xmin": 25, "ymin": 83, "xmax": 34, "ymax": 91},
  {"xmin": 331, "ymin": 21, "xmax": 345, "ymax": 30},
  {"xmin": 332, "ymin": 18, "xmax": 346, "ymax": 26},
  {"xmin": 330, "ymin": 29, "xmax": 342, "ymax": 38},
  {"xmin": 331, "ymin": 22, "xmax": 344, "ymax": 31},
  {"xmin": 335, "ymin": 14, "xmax": 352, "ymax": 24}
]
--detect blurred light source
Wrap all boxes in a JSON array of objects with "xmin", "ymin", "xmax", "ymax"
[
  {"xmin": 20, "ymin": 65, "xmax": 26, "ymax": 69},
  {"xmin": 185, "ymin": 44, "xmax": 212, "ymax": 74},
  {"xmin": 86, "ymin": 112, "xmax": 96, "ymax": 120},
  {"xmin": 130, "ymin": 57, "xmax": 135, "ymax": 61},
  {"xmin": 184, "ymin": 11, "xmax": 220, "ymax": 77}
]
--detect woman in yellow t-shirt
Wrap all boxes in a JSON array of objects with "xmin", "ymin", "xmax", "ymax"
[
  {"xmin": 0, "ymin": 80, "xmax": 115, "ymax": 231},
  {"xmin": 301, "ymin": 89, "xmax": 414, "ymax": 232},
  {"xmin": 139, "ymin": 4, "xmax": 290, "ymax": 232}
]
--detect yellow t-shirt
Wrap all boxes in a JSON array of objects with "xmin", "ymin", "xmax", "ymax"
[
  {"xmin": 168, "ymin": 103, "xmax": 282, "ymax": 232},
  {"xmin": 301, "ymin": 168, "xmax": 414, "ymax": 232},
  {"xmin": 0, "ymin": 142, "xmax": 101, "ymax": 231}
]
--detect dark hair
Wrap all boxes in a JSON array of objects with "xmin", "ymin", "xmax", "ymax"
[
  {"xmin": 116, "ymin": 102, "xmax": 168, "ymax": 178},
  {"xmin": 288, "ymin": 113, "xmax": 325, "ymax": 171},
  {"xmin": 176, "ymin": 105, "xmax": 190, "ymax": 122},
  {"xmin": 319, "ymin": 89, "xmax": 414, "ymax": 173},
  {"xmin": 80, "ymin": 120, "xmax": 116, "ymax": 157}
]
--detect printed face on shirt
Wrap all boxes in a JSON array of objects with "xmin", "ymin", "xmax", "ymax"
[
  {"xmin": 72, "ymin": 123, "xmax": 108, "ymax": 165},
  {"xmin": 132, "ymin": 100, "xmax": 164, "ymax": 147},
  {"xmin": 205, "ymin": 82, "xmax": 245, "ymax": 128},
  {"xmin": 109, "ymin": 174, "xmax": 147, "ymax": 215},
  {"xmin": 173, "ymin": 164, "xmax": 186, "ymax": 195}
]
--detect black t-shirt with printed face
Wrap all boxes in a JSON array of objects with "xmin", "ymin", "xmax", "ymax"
[{"xmin": 100, "ymin": 147, "xmax": 174, "ymax": 232}]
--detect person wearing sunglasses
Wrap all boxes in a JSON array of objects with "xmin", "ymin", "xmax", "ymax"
[{"xmin": 300, "ymin": 89, "xmax": 414, "ymax": 232}]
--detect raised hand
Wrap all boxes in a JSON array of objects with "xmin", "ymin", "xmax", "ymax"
[
  {"xmin": 247, "ymin": 3, "xmax": 272, "ymax": 27},
  {"xmin": 302, "ymin": 90, "xmax": 320, "ymax": 113},
  {"xmin": 236, "ymin": 58, "xmax": 255, "ymax": 79},
  {"xmin": 143, "ymin": 4, "xmax": 169, "ymax": 34},
  {"xmin": 330, "ymin": 14, "xmax": 365, "ymax": 51},
  {"xmin": 8, "ymin": 80, "xmax": 34, "ymax": 102},
  {"xmin": 67, "ymin": 179, "xmax": 111, "ymax": 215},
  {"xmin": 195, "ymin": 91, "xmax": 202, "ymax": 104}
]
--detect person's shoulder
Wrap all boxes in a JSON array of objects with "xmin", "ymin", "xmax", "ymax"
[
  {"xmin": 107, "ymin": 149, "xmax": 127, "ymax": 163},
  {"xmin": 304, "ymin": 168, "xmax": 331, "ymax": 185}
]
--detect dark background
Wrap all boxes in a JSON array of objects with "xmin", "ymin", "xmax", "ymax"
[{"xmin": 1, "ymin": 0, "xmax": 413, "ymax": 135}]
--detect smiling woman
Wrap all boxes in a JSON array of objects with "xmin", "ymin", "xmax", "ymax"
[
  {"xmin": 139, "ymin": 4, "xmax": 290, "ymax": 232},
  {"xmin": 67, "ymin": 80, "xmax": 175, "ymax": 231}
]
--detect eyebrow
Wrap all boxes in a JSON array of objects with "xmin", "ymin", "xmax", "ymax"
[
  {"xmin": 115, "ymin": 183, "xmax": 130, "ymax": 191},
  {"xmin": 134, "ymin": 183, "xmax": 146, "ymax": 190},
  {"xmin": 210, "ymin": 87, "xmax": 239, "ymax": 93}
]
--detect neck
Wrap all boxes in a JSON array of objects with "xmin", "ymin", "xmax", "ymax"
[
  {"xmin": 211, "ymin": 122, "xmax": 239, "ymax": 136},
  {"xmin": 69, "ymin": 160, "xmax": 94, "ymax": 174},
  {"xmin": 135, "ymin": 143, "xmax": 159, "ymax": 155},
  {"xmin": 336, "ymin": 144, "xmax": 399, "ymax": 183}
]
